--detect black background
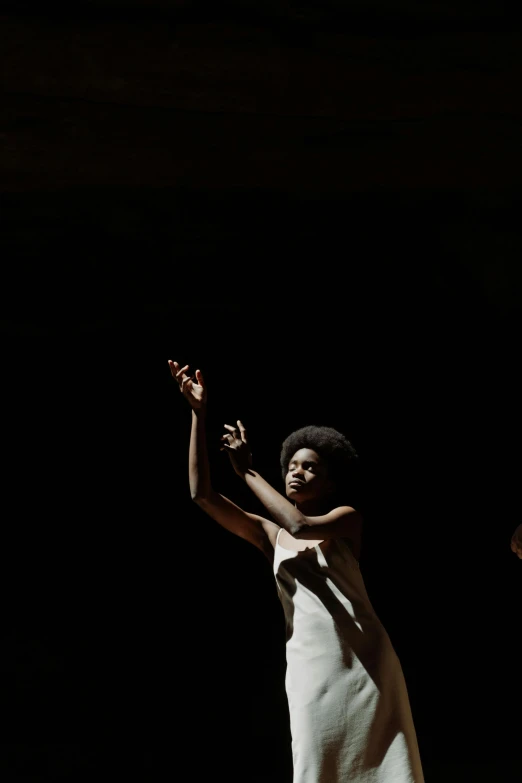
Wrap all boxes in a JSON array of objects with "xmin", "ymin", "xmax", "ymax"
[{"xmin": 1, "ymin": 1, "xmax": 521, "ymax": 780}]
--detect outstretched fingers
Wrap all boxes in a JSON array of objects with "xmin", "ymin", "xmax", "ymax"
[
  {"xmin": 169, "ymin": 361, "xmax": 205, "ymax": 386},
  {"xmin": 168, "ymin": 360, "xmax": 207, "ymax": 412},
  {"xmin": 176, "ymin": 364, "xmax": 190, "ymax": 380},
  {"xmin": 223, "ymin": 422, "xmax": 247, "ymax": 442},
  {"xmin": 221, "ymin": 424, "xmax": 240, "ymax": 451},
  {"xmin": 220, "ymin": 427, "xmax": 234, "ymax": 451},
  {"xmin": 172, "ymin": 363, "xmax": 192, "ymax": 390},
  {"xmin": 168, "ymin": 361, "xmax": 189, "ymax": 380}
]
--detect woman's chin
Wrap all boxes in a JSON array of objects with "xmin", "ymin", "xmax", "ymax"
[{"xmin": 287, "ymin": 486, "xmax": 304, "ymax": 497}]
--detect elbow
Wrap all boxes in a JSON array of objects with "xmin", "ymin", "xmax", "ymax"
[
  {"xmin": 190, "ymin": 488, "xmax": 211, "ymax": 506},
  {"xmin": 288, "ymin": 517, "xmax": 307, "ymax": 538}
]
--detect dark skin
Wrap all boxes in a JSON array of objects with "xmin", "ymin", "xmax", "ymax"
[
  {"xmin": 169, "ymin": 360, "xmax": 362, "ymax": 562},
  {"xmin": 511, "ymin": 524, "xmax": 522, "ymax": 559}
]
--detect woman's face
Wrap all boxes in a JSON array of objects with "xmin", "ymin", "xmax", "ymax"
[{"xmin": 285, "ymin": 448, "xmax": 334, "ymax": 503}]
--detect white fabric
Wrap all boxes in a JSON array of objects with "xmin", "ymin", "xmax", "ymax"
[{"xmin": 274, "ymin": 529, "xmax": 424, "ymax": 783}]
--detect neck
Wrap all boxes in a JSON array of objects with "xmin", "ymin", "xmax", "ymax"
[{"xmin": 295, "ymin": 497, "xmax": 334, "ymax": 516}]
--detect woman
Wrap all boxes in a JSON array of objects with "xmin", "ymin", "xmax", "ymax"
[{"xmin": 169, "ymin": 359, "xmax": 424, "ymax": 783}]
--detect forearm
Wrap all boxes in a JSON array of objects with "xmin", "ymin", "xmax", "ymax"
[
  {"xmin": 243, "ymin": 470, "xmax": 305, "ymax": 535},
  {"xmin": 189, "ymin": 409, "xmax": 213, "ymax": 501}
]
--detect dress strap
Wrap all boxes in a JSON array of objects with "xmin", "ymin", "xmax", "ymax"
[{"xmin": 276, "ymin": 526, "xmax": 284, "ymax": 547}]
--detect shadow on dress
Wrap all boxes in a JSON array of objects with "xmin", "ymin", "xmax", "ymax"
[{"xmin": 276, "ymin": 537, "xmax": 420, "ymax": 773}]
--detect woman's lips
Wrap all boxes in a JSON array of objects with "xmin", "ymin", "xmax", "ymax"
[{"xmin": 289, "ymin": 481, "xmax": 304, "ymax": 488}]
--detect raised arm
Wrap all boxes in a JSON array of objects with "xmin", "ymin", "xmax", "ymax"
[
  {"xmin": 221, "ymin": 422, "xmax": 362, "ymax": 542},
  {"xmin": 168, "ymin": 361, "xmax": 279, "ymax": 559}
]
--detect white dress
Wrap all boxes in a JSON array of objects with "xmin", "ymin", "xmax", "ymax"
[{"xmin": 273, "ymin": 528, "xmax": 424, "ymax": 783}]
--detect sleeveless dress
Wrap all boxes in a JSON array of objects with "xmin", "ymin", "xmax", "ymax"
[{"xmin": 273, "ymin": 528, "xmax": 424, "ymax": 783}]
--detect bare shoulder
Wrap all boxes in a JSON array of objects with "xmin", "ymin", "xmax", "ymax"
[
  {"xmin": 298, "ymin": 505, "xmax": 363, "ymax": 541},
  {"xmin": 325, "ymin": 505, "xmax": 361, "ymax": 522}
]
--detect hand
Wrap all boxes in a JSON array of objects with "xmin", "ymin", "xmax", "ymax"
[
  {"xmin": 168, "ymin": 360, "xmax": 207, "ymax": 411},
  {"xmin": 511, "ymin": 524, "xmax": 522, "ymax": 559},
  {"xmin": 220, "ymin": 420, "xmax": 252, "ymax": 477}
]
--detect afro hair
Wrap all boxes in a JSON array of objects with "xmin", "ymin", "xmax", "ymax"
[{"xmin": 280, "ymin": 425, "xmax": 359, "ymax": 494}]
